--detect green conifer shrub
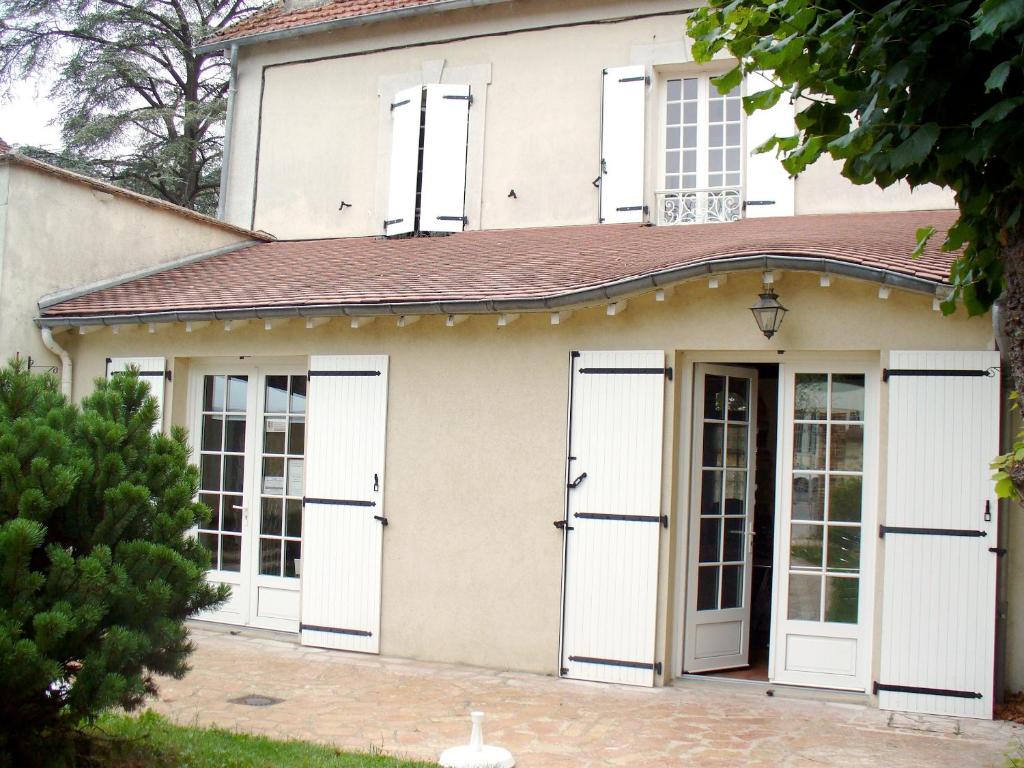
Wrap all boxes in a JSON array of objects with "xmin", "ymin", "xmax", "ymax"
[{"xmin": 0, "ymin": 360, "xmax": 226, "ymax": 765}]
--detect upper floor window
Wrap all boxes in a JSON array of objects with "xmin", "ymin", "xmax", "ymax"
[{"xmin": 660, "ymin": 75, "xmax": 743, "ymax": 225}]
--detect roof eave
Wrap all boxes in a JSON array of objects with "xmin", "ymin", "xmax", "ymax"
[
  {"xmin": 196, "ymin": 0, "xmax": 513, "ymax": 53},
  {"xmin": 34, "ymin": 254, "xmax": 949, "ymax": 328}
]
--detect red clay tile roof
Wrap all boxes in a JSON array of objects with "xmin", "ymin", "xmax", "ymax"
[
  {"xmin": 0, "ymin": 137, "xmax": 10, "ymax": 153},
  {"xmin": 206, "ymin": 0, "xmax": 469, "ymax": 47},
  {"xmin": 39, "ymin": 210, "xmax": 960, "ymax": 322}
]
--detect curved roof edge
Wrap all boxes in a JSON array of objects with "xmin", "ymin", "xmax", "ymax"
[{"xmin": 35, "ymin": 253, "xmax": 947, "ymax": 328}]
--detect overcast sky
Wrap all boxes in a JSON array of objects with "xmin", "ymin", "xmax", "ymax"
[{"xmin": 1, "ymin": 77, "xmax": 63, "ymax": 149}]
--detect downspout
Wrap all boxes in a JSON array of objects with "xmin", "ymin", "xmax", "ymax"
[
  {"xmin": 40, "ymin": 327, "xmax": 72, "ymax": 398},
  {"xmin": 216, "ymin": 44, "xmax": 239, "ymax": 221}
]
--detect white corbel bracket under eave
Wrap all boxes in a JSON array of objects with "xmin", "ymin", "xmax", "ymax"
[
  {"xmin": 606, "ymin": 300, "xmax": 628, "ymax": 316},
  {"xmin": 350, "ymin": 317, "xmax": 375, "ymax": 329},
  {"xmin": 933, "ymin": 287, "xmax": 952, "ymax": 311},
  {"xmin": 497, "ymin": 313, "xmax": 519, "ymax": 327},
  {"xmin": 819, "ymin": 274, "xmax": 832, "ymax": 288},
  {"xmin": 708, "ymin": 274, "xmax": 728, "ymax": 289},
  {"xmin": 878, "ymin": 286, "xmax": 891, "ymax": 300},
  {"xmin": 655, "ymin": 287, "xmax": 673, "ymax": 302},
  {"xmin": 551, "ymin": 310, "xmax": 573, "ymax": 325},
  {"xmin": 265, "ymin": 318, "xmax": 290, "ymax": 331},
  {"xmin": 77, "ymin": 325, "xmax": 102, "ymax": 335},
  {"xmin": 305, "ymin": 317, "xmax": 331, "ymax": 329},
  {"xmin": 185, "ymin": 320, "xmax": 210, "ymax": 333},
  {"xmin": 224, "ymin": 319, "xmax": 249, "ymax": 332},
  {"xmin": 446, "ymin": 314, "xmax": 468, "ymax": 327},
  {"xmin": 396, "ymin": 315, "xmax": 421, "ymax": 328}
]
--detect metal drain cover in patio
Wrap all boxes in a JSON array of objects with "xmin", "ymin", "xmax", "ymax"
[{"xmin": 229, "ymin": 694, "xmax": 284, "ymax": 707}]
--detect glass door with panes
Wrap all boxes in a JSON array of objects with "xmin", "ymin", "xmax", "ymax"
[
  {"xmin": 191, "ymin": 364, "xmax": 306, "ymax": 632},
  {"xmin": 684, "ymin": 365, "xmax": 758, "ymax": 672},
  {"xmin": 770, "ymin": 365, "xmax": 877, "ymax": 691}
]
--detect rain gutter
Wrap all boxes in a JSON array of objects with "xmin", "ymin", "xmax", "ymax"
[{"xmin": 34, "ymin": 254, "xmax": 948, "ymax": 329}]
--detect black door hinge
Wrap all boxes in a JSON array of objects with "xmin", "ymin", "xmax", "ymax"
[
  {"xmin": 374, "ymin": 515, "xmax": 389, "ymax": 526},
  {"xmin": 990, "ymin": 547, "xmax": 1008, "ymax": 557},
  {"xmin": 553, "ymin": 519, "xmax": 574, "ymax": 531}
]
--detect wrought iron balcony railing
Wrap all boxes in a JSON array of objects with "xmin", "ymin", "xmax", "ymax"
[{"xmin": 655, "ymin": 187, "xmax": 742, "ymax": 226}]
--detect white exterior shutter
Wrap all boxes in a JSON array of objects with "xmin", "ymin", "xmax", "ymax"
[
  {"xmin": 420, "ymin": 83, "xmax": 471, "ymax": 233},
  {"xmin": 107, "ymin": 356, "xmax": 166, "ymax": 434},
  {"xmin": 878, "ymin": 351, "xmax": 1000, "ymax": 718},
  {"xmin": 384, "ymin": 86, "xmax": 424, "ymax": 236},
  {"xmin": 600, "ymin": 65, "xmax": 647, "ymax": 224},
  {"xmin": 560, "ymin": 350, "xmax": 666, "ymax": 686},
  {"xmin": 300, "ymin": 355, "xmax": 389, "ymax": 653},
  {"xmin": 744, "ymin": 71, "xmax": 795, "ymax": 218}
]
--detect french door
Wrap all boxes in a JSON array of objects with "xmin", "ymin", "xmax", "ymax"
[
  {"xmin": 683, "ymin": 365, "xmax": 758, "ymax": 672},
  {"xmin": 770, "ymin": 364, "xmax": 877, "ymax": 691},
  {"xmin": 191, "ymin": 363, "xmax": 306, "ymax": 632}
]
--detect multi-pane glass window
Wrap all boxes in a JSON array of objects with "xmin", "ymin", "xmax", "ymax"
[
  {"xmin": 788, "ymin": 373, "xmax": 866, "ymax": 624},
  {"xmin": 665, "ymin": 75, "xmax": 742, "ymax": 191},
  {"xmin": 696, "ymin": 374, "xmax": 751, "ymax": 611},
  {"xmin": 197, "ymin": 375, "xmax": 248, "ymax": 572},
  {"xmin": 259, "ymin": 375, "xmax": 306, "ymax": 578}
]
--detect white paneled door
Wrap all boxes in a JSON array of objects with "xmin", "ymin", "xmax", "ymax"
[
  {"xmin": 684, "ymin": 365, "xmax": 759, "ymax": 673},
  {"xmin": 559, "ymin": 350, "xmax": 667, "ymax": 686},
  {"xmin": 877, "ymin": 351, "xmax": 1000, "ymax": 719},
  {"xmin": 301, "ymin": 355, "xmax": 389, "ymax": 654}
]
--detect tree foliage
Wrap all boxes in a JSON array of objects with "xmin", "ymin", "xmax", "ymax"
[
  {"xmin": 689, "ymin": 0, "xmax": 1024, "ymax": 494},
  {"xmin": 0, "ymin": 0, "xmax": 262, "ymax": 213},
  {"xmin": 0, "ymin": 361, "xmax": 226, "ymax": 766}
]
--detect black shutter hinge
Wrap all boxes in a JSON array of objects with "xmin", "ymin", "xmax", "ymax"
[
  {"xmin": 567, "ymin": 472, "xmax": 587, "ymax": 489},
  {"xmin": 990, "ymin": 547, "xmax": 1008, "ymax": 556},
  {"xmin": 165, "ymin": 369, "xmax": 172, "ymax": 382},
  {"xmin": 654, "ymin": 661, "xmax": 663, "ymax": 675},
  {"xmin": 436, "ymin": 215, "xmax": 467, "ymax": 223},
  {"xmin": 374, "ymin": 515, "xmax": 389, "ymax": 526},
  {"xmin": 384, "ymin": 218, "xmax": 403, "ymax": 229},
  {"xmin": 553, "ymin": 519, "xmax": 574, "ymax": 531},
  {"xmin": 665, "ymin": 366, "xmax": 673, "ymax": 381},
  {"xmin": 390, "ymin": 98, "xmax": 410, "ymax": 111},
  {"xmin": 560, "ymin": 666, "xmax": 569, "ymax": 676},
  {"xmin": 661, "ymin": 515, "xmax": 669, "ymax": 529},
  {"xmin": 443, "ymin": 93, "xmax": 473, "ymax": 106}
]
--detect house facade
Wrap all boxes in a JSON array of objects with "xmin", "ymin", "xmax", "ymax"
[{"xmin": 32, "ymin": 0, "xmax": 1015, "ymax": 720}]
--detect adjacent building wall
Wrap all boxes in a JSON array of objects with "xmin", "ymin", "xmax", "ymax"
[
  {"xmin": 0, "ymin": 162, "xmax": 255, "ymax": 372},
  {"xmin": 220, "ymin": 0, "xmax": 953, "ymax": 238},
  {"xmin": 58, "ymin": 272, "xmax": 993, "ymax": 675}
]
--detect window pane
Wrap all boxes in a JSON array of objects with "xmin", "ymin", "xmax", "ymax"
[
  {"xmin": 788, "ymin": 573, "xmax": 821, "ymax": 621},
  {"xmin": 666, "ymin": 174, "xmax": 681, "ymax": 190},
  {"xmin": 224, "ymin": 415, "xmax": 247, "ymax": 453},
  {"xmin": 726, "ymin": 147, "xmax": 740, "ymax": 172},
  {"xmin": 288, "ymin": 418, "xmax": 305, "ymax": 455},
  {"xmin": 831, "ymin": 374, "xmax": 865, "ymax": 420},
  {"xmin": 683, "ymin": 102, "xmax": 697, "ymax": 124},
  {"xmin": 200, "ymin": 454, "xmax": 221, "ymax": 492},
  {"xmin": 726, "ymin": 97, "xmax": 741, "ymax": 121},
  {"xmin": 723, "ymin": 471, "xmax": 746, "ymax": 515},
  {"xmin": 223, "ymin": 455, "xmax": 245, "ymax": 493},
  {"xmin": 794, "ymin": 373, "xmax": 828, "ymax": 419},
  {"xmin": 667, "ymin": 78, "xmax": 681, "ymax": 100},
  {"xmin": 290, "ymin": 375, "xmax": 307, "ymax": 413},
  {"xmin": 259, "ymin": 538, "xmax": 282, "ymax": 576},
  {"xmin": 202, "ymin": 414, "xmax": 223, "ymax": 452},
  {"xmin": 827, "ymin": 526, "xmax": 861, "ymax": 573},
  {"xmin": 286, "ymin": 499, "xmax": 303, "ymax": 537},
  {"xmin": 727, "ymin": 378, "xmax": 749, "ymax": 421},
  {"xmin": 284, "ymin": 540, "xmax": 302, "ymax": 578},
  {"xmin": 198, "ymin": 493, "xmax": 219, "ymax": 529},
  {"xmin": 703, "ymin": 423, "xmax": 724, "ymax": 467},
  {"xmin": 221, "ymin": 535, "xmax": 242, "ymax": 572},
  {"xmin": 262, "ymin": 457, "xmax": 285, "ymax": 494},
  {"xmin": 709, "ymin": 150, "xmax": 723, "ymax": 173},
  {"xmin": 701, "ymin": 470, "xmax": 722, "ymax": 515},
  {"xmin": 726, "ymin": 424, "xmax": 747, "ymax": 468},
  {"xmin": 793, "ymin": 424, "xmax": 827, "ymax": 470},
  {"xmin": 792, "ymin": 474, "xmax": 825, "ymax": 521},
  {"xmin": 790, "ymin": 523, "xmax": 823, "ymax": 569},
  {"xmin": 683, "ymin": 77, "xmax": 698, "ymax": 99},
  {"xmin": 704, "ymin": 375, "xmax": 725, "ymax": 419},
  {"xmin": 227, "ymin": 375, "xmax": 248, "ymax": 412},
  {"xmin": 683, "ymin": 126, "xmax": 697, "ymax": 148},
  {"xmin": 287, "ymin": 458, "xmax": 305, "ymax": 497},
  {"xmin": 699, "ymin": 518, "xmax": 722, "ymax": 563},
  {"xmin": 709, "ymin": 124, "xmax": 723, "ymax": 147},
  {"xmin": 709, "ymin": 99, "xmax": 723, "ymax": 122},
  {"xmin": 666, "ymin": 151, "xmax": 680, "ymax": 174},
  {"xmin": 830, "ymin": 424, "xmax": 863, "ymax": 471},
  {"xmin": 264, "ymin": 417, "xmax": 287, "ymax": 454},
  {"xmin": 204, "ymin": 375, "xmax": 225, "ymax": 412},
  {"xmin": 726, "ymin": 123, "xmax": 741, "ymax": 146},
  {"xmin": 667, "ymin": 102, "xmax": 681, "ymax": 124},
  {"xmin": 726, "ymin": 172, "xmax": 741, "ymax": 187},
  {"xmin": 198, "ymin": 532, "xmax": 218, "ymax": 566},
  {"xmin": 697, "ymin": 566, "xmax": 719, "ymax": 611},
  {"xmin": 221, "ymin": 495, "xmax": 243, "ymax": 532},
  {"xmin": 265, "ymin": 376, "xmax": 289, "ymax": 413},
  {"xmin": 721, "ymin": 564, "xmax": 743, "ymax": 609},
  {"xmin": 825, "ymin": 577, "xmax": 859, "ymax": 623},
  {"xmin": 723, "ymin": 516, "xmax": 745, "ymax": 562},
  {"xmin": 666, "ymin": 127, "xmax": 680, "ymax": 151},
  {"xmin": 682, "ymin": 151, "xmax": 697, "ymax": 173},
  {"xmin": 261, "ymin": 497, "xmax": 283, "ymax": 535},
  {"xmin": 829, "ymin": 476, "xmax": 862, "ymax": 522}
]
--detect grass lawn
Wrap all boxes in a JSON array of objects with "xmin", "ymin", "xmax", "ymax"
[{"xmin": 82, "ymin": 711, "xmax": 437, "ymax": 767}]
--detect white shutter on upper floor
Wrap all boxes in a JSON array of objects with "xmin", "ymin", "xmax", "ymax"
[
  {"xmin": 744, "ymin": 71, "xmax": 795, "ymax": 218},
  {"xmin": 877, "ymin": 351, "xmax": 1000, "ymax": 718},
  {"xmin": 106, "ymin": 356, "xmax": 166, "ymax": 434},
  {"xmin": 300, "ymin": 355, "xmax": 389, "ymax": 654},
  {"xmin": 600, "ymin": 65, "xmax": 647, "ymax": 224},
  {"xmin": 420, "ymin": 83, "xmax": 471, "ymax": 233},
  {"xmin": 384, "ymin": 85, "xmax": 424, "ymax": 237}
]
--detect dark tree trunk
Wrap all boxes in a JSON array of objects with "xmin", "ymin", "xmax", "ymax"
[{"xmin": 1000, "ymin": 227, "xmax": 1024, "ymax": 493}]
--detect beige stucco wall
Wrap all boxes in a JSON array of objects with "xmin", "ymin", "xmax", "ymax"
[
  {"xmin": 0, "ymin": 163, "xmax": 253, "ymax": 371},
  {"xmin": 56, "ymin": 271, "xmax": 994, "ymax": 677},
  {"xmin": 221, "ymin": 0, "xmax": 954, "ymax": 238}
]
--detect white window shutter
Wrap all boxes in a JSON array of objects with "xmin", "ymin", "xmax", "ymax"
[
  {"xmin": 301, "ymin": 355, "xmax": 389, "ymax": 654},
  {"xmin": 600, "ymin": 65, "xmax": 647, "ymax": 224},
  {"xmin": 744, "ymin": 71, "xmax": 795, "ymax": 218},
  {"xmin": 384, "ymin": 85, "xmax": 424, "ymax": 236},
  {"xmin": 878, "ymin": 351, "xmax": 1000, "ymax": 718},
  {"xmin": 420, "ymin": 83, "xmax": 471, "ymax": 233},
  {"xmin": 106, "ymin": 356, "xmax": 166, "ymax": 434}
]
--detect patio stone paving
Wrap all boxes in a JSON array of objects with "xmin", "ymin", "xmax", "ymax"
[{"xmin": 150, "ymin": 623, "xmax": 1022, "ymax": 767}]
